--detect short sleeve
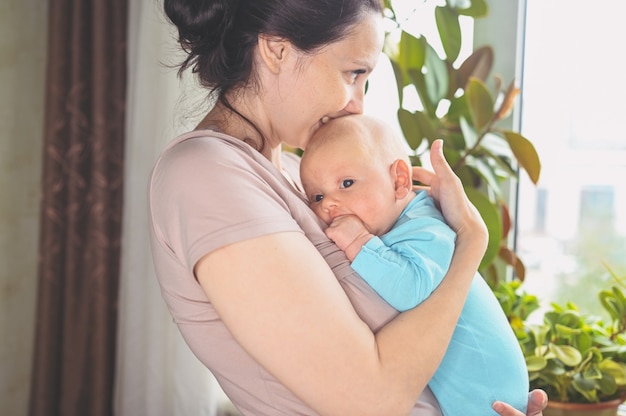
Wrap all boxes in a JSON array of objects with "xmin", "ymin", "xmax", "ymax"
[{"xmin": 149, "ymin": 133, "xmax": 304, "ymax": 271}]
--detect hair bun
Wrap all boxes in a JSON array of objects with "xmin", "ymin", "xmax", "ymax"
[{"xmin": 164, "ymin": 0, "xmax": 235, "ymax": 50}]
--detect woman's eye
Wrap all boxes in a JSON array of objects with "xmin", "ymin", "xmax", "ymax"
[
  {"xmin": 340, "ymin": 179, "xmax": 354, "ymax": 189},
  {"xmin": 350, "ymin": 69, "xmax": 367, "ymax": 83}
]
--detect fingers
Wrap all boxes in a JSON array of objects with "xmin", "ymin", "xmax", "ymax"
[
  {"xmin": 429, "ymin": 139, "xmax": 462, "ymax": 185},
  {"xmin": 429, "ymin": 138, "xmax": 444, "ymax": 165},
  {"xmin": 412, "ymin": 139, "xmax": 453, "ymax": 187},
  {"xmin": 491, "ymin": 401, "xmax": 523, "ymax": 416},
  {"xmin": 526, "ymin": 390, "xmax": 548, "ymax": 416},
  {"xmin": 412, "ymin": 168, "xmax": 435, "ymax": 188},
  {"xmin": 492, "ymin": 390, "xmax": 547, "ymax": 416}
]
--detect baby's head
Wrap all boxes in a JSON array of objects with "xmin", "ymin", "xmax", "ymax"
[{"xmin": 300, "ymin": 114, "xmax": 414, "ymax": 236}]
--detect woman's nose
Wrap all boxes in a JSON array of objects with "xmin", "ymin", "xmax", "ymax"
[{"xmin": 343, "ymin": 87, "xmax": 365, "ymax": 115}]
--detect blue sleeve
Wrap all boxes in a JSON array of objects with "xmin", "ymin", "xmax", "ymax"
[{"xmin": 351, "ymin": 192, "xmax": 456, "ymax": 312}]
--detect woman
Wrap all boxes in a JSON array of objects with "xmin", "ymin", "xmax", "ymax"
[{"xmin": 150, "ymin": 0, "xmax": 547, "ymax": 414}]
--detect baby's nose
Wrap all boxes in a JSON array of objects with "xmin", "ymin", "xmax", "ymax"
[{"xmin": 321, "ymin": 196, "xmax": 339, "ymax": 211}]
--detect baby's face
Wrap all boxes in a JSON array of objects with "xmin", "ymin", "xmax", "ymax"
[{"xmin": 301, "ymin": 133, "xmax": 400, "ymax": 236}]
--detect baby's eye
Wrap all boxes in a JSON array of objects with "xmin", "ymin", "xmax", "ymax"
[
  {"xmin": 313, "ymin": 194, "xmax": 324, "ymax": 203},
  {"xmin": 340, "ymin": 179, "xmax": 354, "ymax": 189}
]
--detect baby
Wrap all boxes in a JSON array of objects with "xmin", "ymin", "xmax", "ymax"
[{"xmin": 300, "ymin": 114, "xmax": 529, "ymax": 416}]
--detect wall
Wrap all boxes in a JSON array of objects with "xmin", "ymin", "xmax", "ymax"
[{"xmin": 0, "ymin": 0, "xmax": 48, "ymax": 414}]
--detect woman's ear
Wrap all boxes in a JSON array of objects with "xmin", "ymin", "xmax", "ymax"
[
  {"xmin": 258, "ymin": 35, "xmax": 290, "ymax": 74},
  {"xmin": 391, "ymin": 159, "xmax": 413, "ymax": 199}
]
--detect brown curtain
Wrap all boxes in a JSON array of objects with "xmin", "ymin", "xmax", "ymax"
[{"xmin": 29, "ymin": 0, "xmax": 127, "ymax": 415}]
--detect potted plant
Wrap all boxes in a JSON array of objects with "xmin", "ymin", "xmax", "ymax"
[
  {"xmin": 382, "ymin": 0, "xmax": 541, "ymax": 286},
  {"xmin": 497, "ymin": 266, "xmax": 626, "ymax": 416}
]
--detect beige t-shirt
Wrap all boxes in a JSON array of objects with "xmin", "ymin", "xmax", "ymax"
[{"xmin": 149, "ymin": 130, "xmax": 442, "ymax": 415}]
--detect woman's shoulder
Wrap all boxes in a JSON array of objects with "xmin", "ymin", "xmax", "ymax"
[
  {"xmin": 158, "ymin": 129, "xmax": 256, "ymax": 166},
  {"xmin": 149, "ymin": 129, "xmax": 305, "ymax": 273},
  {"xmin": 151, "ymin": 129, "xmax": 276, "ymax": 189}
]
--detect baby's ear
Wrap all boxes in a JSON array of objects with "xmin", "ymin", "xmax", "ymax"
[{"xmin": 391, "ymin": 159, "xmax": 412, "ymax": 199}]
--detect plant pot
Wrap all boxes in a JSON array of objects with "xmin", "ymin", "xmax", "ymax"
[{"xmin": 543, "ymin": 399, "xmax": 624, "ymax": 416}]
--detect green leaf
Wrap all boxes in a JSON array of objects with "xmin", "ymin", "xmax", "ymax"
[
  {"xmin": 600, "ymin": 291, "xmax": 622, "ymax": 323},
  {"xmin": 388, "ymin": 59, "xmax": 406, "ymax": 105},
  {"xmin": 407, "ymin": 68, "xmax": 436, "ymax": 117},
  {"xmin": 600, "ymin": 360, "xmax": 626, "ymax": 385},
  {"xmin": 459, "ymin": 116, "xmax": 478, "ymax": 149},
  {"xmin": 502, "ymin": 131, "xmax": 541, "ymax": 184},
  {"xmin": 544, "ymin": 311, "xmax": 560, "ymax": 327},
  {"xmin": 554, "ymin": 323, "xmax": 582, "ymax": 337},
  {"xmin": 595, "ymin": 371, "xmax": 618, "ymax": 395},
  {"xmin": 556, "ymin": 310, "xmax": 582, "ymax": 327},
  {"xmin": 583, "ymin": 363, "xmax": 603, "ymax": 380},
  {"xmin": 397, "ymin": 109, "xmax": 436, "ymax": 150},
  {"xmin": 477, "ymin": 144, "xmax": 517, "ymax": 177},
  {"xmin": 549, "ymin": 344, "xmax": 583, "ymax": 367},
  {"xmin": 396, "ymin": 30, "xmax": 426, "ymax": 70},
  {"xmin": 423, "ymin": 41, "xmax": 449, "ymax": 107},
  {"xmin": 391, "ymin": 32, "xmax": 428, "ymax": 113},
  {"xmin": 418, "ymin": 113, "xmax": 438, "ymax": 142},
  {"xmin": 493, "ymin": 154, "xmax": 517, "ymax": 177},
  {"xmin": 544, "ymin": 358, "xmax": 566, "ymax": 375},
  {"xmin": 577, "ymin": 331, "xmax": 593, "ymax": 355},
  {"xmin": 446, "ymin": 94, "xmax": 470, "ymax": 123},
  {"xmin": 435, "ymin": 6, "xmax": 462, "ymax": 63},
  {"xmin": 526, "ymin": 356, "xmax": 547, "ymax": 372},
  {"xmin": 464, "ymin": 187, "xmax": 501, "ymax": 269},
  {"xmin": 465, "ymin": 77, "xmax": 494, "ymax": 132},
  {"xmin": 464, "ymin": 156, "xmax": 503, "ymax": 200},
  {"xmin": 572, "ymin": 372, "xmax": 599, "ymax": 399},
  {"xmin": 613, "ymin": 285, "xmax": 626, "ymax": 304},
  {"xmin": 398, "ymin": 109, "xmax": 420, "ymax": 150},
  {"xmin": 599, "ymin": 287, "xmax": 626, "ymax": 324}
]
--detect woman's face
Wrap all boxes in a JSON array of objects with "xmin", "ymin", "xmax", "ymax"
[{"xmin": 264, "ymin": 12, "xmax": 384, "ymax": 150}]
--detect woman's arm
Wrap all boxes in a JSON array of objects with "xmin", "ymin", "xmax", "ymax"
[
  {"xmin": 195, "ymin": 139, "xmax": 488, "ymax": 415},
  {"xmin": 196, "ymin": 229, "xmax": 480, "ymax": 415}
]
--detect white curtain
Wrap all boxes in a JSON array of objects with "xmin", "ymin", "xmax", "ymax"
[{"xmin": 114, "ymin": 1, "xmax": 228, "ymax": 415}]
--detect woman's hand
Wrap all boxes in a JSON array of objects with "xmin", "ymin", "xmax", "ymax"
[
  {"xmin": 412, "ymin": 139, "xmax": 488, "ymax": 248},
  {"xmin": 492, "ymin": 389, "xmax": 548, "ymax": 416}
]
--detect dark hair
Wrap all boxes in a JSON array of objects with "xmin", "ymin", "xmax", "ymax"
[
  {"xmin": 164, "ymin": 0, "xmax": 383, "ymax": 149},
  {"xmin": 164, "ymin": 0, "xmax": 383, "ymax": 96}
]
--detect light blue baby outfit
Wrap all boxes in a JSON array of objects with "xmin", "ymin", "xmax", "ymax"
[{"xmin": 351, "ymin": 190, "xmax": 529, "ymax": 416}]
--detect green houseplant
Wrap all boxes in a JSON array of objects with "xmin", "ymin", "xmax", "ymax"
[
  {"xmin": 522, "ymin": 292, "xmax": 626, "ymax": 415},
  {"xmin": 382, "ymin": 0, "xmax": 541, "ymax": 286},
  {"xmin": 497, "ymin": 265, "xmax": 626, "ymax": 415}
]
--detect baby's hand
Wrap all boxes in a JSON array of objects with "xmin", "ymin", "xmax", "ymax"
[{"xmin": 325, "ymin": 215, "xmax": 373, "ymax": 261}]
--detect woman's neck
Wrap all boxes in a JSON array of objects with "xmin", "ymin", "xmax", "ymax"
[{"xmin": 196, "ymin": 99, "xmax": 283, "ymax": 169}]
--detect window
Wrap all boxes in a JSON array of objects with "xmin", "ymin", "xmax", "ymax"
[
  {"xmin": 366, "ymin": 1, "xmax": 626, "ymax": 317},
  {"xmin": 516, "ymin": 0, "xmax": 626, "ymax": 316}
]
